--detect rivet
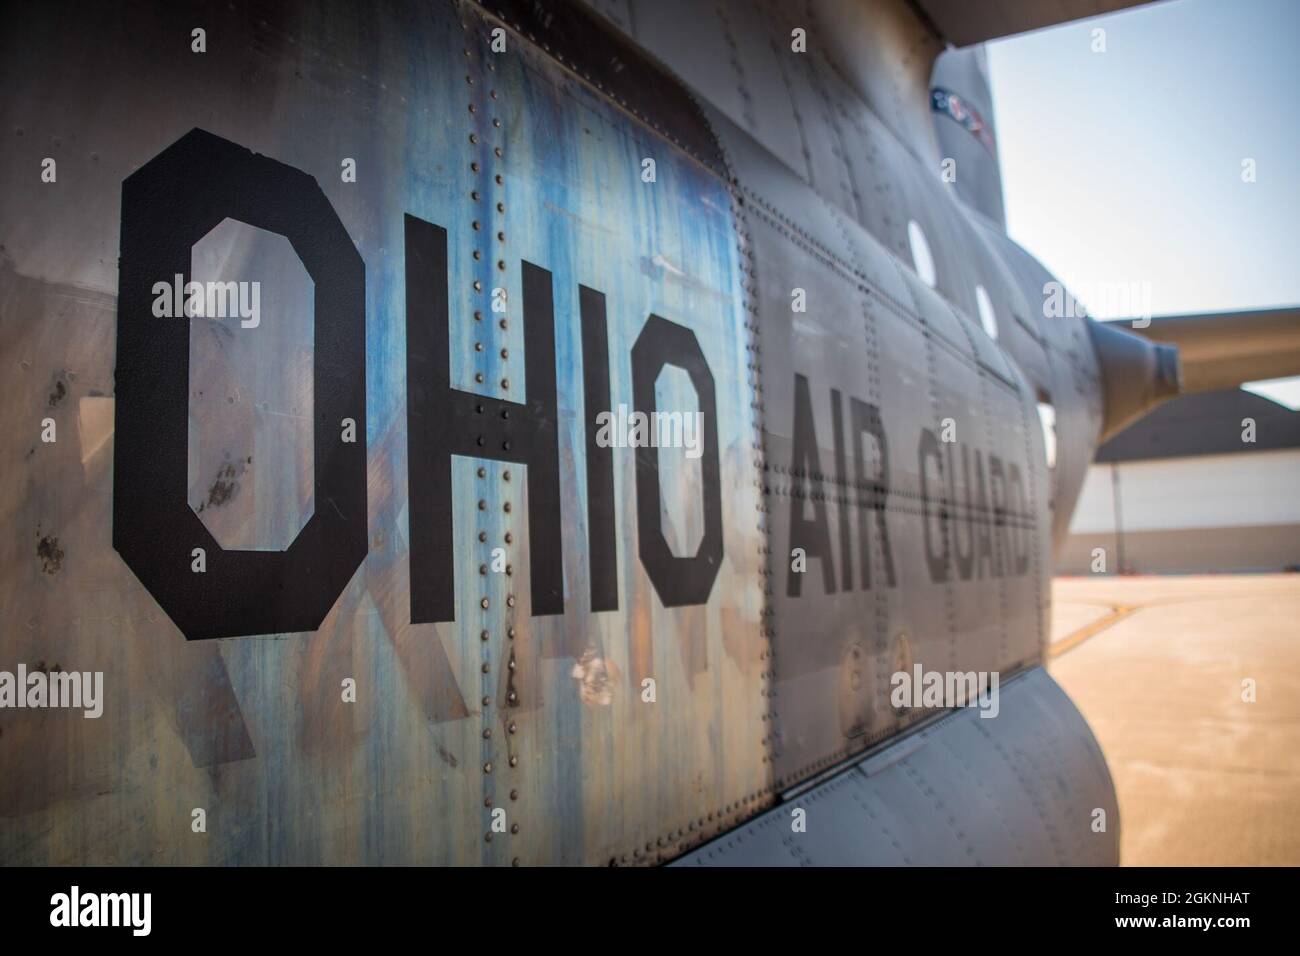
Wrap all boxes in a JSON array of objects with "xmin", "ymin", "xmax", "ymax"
[
  {"xmin": 506, "ymin": 595, "xmax": 515, "ymax": 608},
  {"xmin": 496, "ymin": 202, "xmax": 505, "ymax": 212},
  {"xmin": 504, "ymin": 533, "xmax": 513, "ymax": 545},
  {"xmin": 497, "ymin": 231, "xmax": 505, "ymax": 241},
  {"xmin": 471, "ymin": 189, "xmax": 480, "ymax": 200},
  {"xmin": 495, "ymin": 174, "xmax": 504, "ymax": 185},
  {"xmin": 473, "ymin": 280, "xmax": 483, "ymax": 292},
  {"xmin": 484, "ymin": 832, "xmax": 492, "ymax": 842},
  {"xmin": 510, "ymin": 789, "xmax": 519, "ymax": 800},
  {"xmin": 497, "ymin": 260, "xmax": 506, "ymax": 271},
  {"xmin": 493, "ymin": 118, "xmax": 501, "ymax": 128},
  {"xmin": 503, "ymin": 502, "xmax": 512, "ymax": 513},
  {"xmin": 508, "ymin": 658, "xmax": 516, "ymax": 671},
  {"xmin": 512, "ymin": 858, "xmax": 520, "ymax": 867},
  {"xmin": 478, "ymin": 500, "xmax": 487, "ymax": 510},
  {"xmin": 480, "ymin": 597, "xmax": 490, "ymax": 609},
  {"xmin": 502, "ymin": 440, "xmax": 511, "ymax": 451},
  {"xmin": 509, "ymin": 755, "xmax": 518, "ymax": 767},
  {"xmin": 471, "ymin": 161, "xmax": 479, "ymax": 172},
  {"xmin": 511, "ymin": 824, "xmax": 519, "ymax": 834},
  {"xmin": 479, "ymin": 564, "xmax": 488, "ymax": 575},
  {"xmin": 503, "ymin": 470, "xmax": 511, "ymax": 481},
  {"xmin": 477, "ymin": 466, "xmax": 486, "ymax": 478},
  {"xmin": 494, "ymin": 147, "xmax": 503, "ymax": 157},
  {"xmin": 475, "ymin": 403, "xmax": 484, "ymax": 413},
  {"xmin": 490, "ymin": 89, "xmax": 498, "ymax": 99},
  {"xmin": 508, "ymin": 722, "xmax": 517, "ymax": 734},
  {"xmin": 483, "ymin": 762, "xmax": 492, "ymax": 774},
  {"xmin": 501, "ymin": 378, "xmax": 510, "ymax": 389},
  {"xmin": 482, "ymin": 695, "xmax": 491, "ymax": 706},
  {"xmin": 501, "ymin": 409, "xmax": 510, "ymax": 420},
  {"xmin": 474, "ymin": 309, "xmax": 483, "ymax": 321},
  {"xmin": 482, "ymin": 727, "xmax": 491, "ymax": 738},
  {"xmin": 473, "ymin": 250, "xmax": 482, "ymax": 260},
  {"xmin": 481, "ymin": 662, "xmax": 490, "ymax": 674},
  {"xmin": 469, "ymin": 133, "xmax": 478, "ymax": 144},
  {"xmin": 500, "ymin": 348, "xmax": 509, "ymax": 359},
  {"xmin": 505, "ymin": 565, "xmax": 513, "ymax": 576},
  {"xmin": 472, "ymin": 220, "xmax": 481, "ymax": 230},
  {"xmin": 508, "ymin": 691, "xmax": 518, "ymax": 704},
  {"xmin": 476, "ymin": 435, "xmax": 485, "ymax": 446},
  {"xmin": 475, "ymin": 373, "xmax": 485, "ymax": 383},
  {"xmin": 484, "ymin": 797, "xmax": 492, "ymax": 807},
  {"xmin": 508, "ymin": 627, "xmax": 516, "ymax": 639},
  {"xmin": 499, "ymin": 318, "xmax": 508, "ymax": 329},
  {"xmin": 480, "ymin": 629, "xmax": 490, "ymax": 641}
]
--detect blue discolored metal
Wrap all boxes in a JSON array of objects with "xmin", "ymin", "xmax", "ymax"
[
  {"xmin": 0, "ymin": 0, "xmax": 767, "ymax": 865},
  {"xmin": 0, "ymin": 0, "xmax": 1126, "ymax": 867}
]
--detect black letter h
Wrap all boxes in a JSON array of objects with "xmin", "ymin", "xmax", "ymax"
[{"xmin": 404, "ymin": 214, "xmax": 562, "ymax": 623}]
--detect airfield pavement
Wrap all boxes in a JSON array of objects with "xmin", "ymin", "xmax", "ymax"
[{"xmin": 1049, "ymin": 574, "xmax": 1300, "ymax": 866}]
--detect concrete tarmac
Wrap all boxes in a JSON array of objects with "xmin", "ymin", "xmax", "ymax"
[{"xmin": 1050, "ymin": 574, "xmax": 1300, "ymax": 866}]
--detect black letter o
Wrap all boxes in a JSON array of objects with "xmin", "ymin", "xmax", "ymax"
[
  {"xmin": 114, "ymin": 129, "xmax": 367, "ymax": 639},
  {"xmin": 630, "ymin": 315, "xmax": 723, "ymax": 607}
]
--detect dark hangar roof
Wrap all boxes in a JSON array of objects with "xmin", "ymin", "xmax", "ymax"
[{"xmin": 1096, "ymin": 388, "xmax": 1300, "ymax": 463}]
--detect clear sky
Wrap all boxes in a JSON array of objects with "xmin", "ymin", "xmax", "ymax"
[
  {"xmin": 987, "ymin": 0, "xmax": 1300, "ymax": 404},
  {"xmin": 988, "ymin": 0, "xmax": 1299, "ymax": 316}
]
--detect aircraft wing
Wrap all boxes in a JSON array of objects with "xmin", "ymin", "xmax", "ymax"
[
  {"xmin": 914, "ymin": 0, "xmax": 1154, "ymax": 46},
  {"xmin": 1123, "ymin": 307, "xmax": 1300, "ymax": 393}
]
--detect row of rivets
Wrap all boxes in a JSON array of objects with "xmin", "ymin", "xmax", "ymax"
[{"xmin": 465, "ymin": 23, "xmax": 521, "ymax": 867}]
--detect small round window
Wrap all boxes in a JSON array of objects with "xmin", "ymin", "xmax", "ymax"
[
  {"xmin": 1037, "ymin": 402, "xmax": 1057, "ymax": 470},
  {"xmin": 907, "ymin": 220, "xmax": 937, "ymax": 289},
  {"xmin": 974, "ymin": 284, "xmax": 998, "ymax": 339}
]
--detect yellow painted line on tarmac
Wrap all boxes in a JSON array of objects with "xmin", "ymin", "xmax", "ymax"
[{"xmin": 1049, "ymin": 604, "xmax": 1139, "ymax": 658}]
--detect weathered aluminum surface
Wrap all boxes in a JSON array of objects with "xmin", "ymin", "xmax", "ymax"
[
  {"xmin": 1, "ymin": 0, "xmax": 766, "ymax": 865},
  {"xmin": 703, "ymin": 101, "xmax": 1052, "ymax": 789},
  {"xmin": 1, "ymin": 0, "xmax": 1119, "ymax": 865},
  {"xmin": 673, "ymin": 667, "xmax": 1121, "ymax": 866},
  {"xmin": 597, "ymin": 0, "xmax": 1106, "ymax": 543}
]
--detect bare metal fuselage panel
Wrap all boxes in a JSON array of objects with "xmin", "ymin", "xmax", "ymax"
[{"xmin": 0, "ymin": 0, "xmax": 1118, "ymax": 865}]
